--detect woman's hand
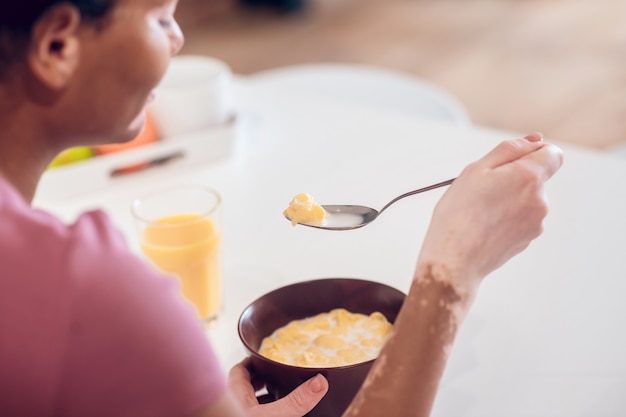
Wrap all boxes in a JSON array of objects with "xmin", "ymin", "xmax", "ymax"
[
  {"xmin": 417, "ymin": 132, "xmax": 564, "ymax": 290},
  {"xmin": 227, "ymin": 359, "xmax": 328, "ymax": 417}
]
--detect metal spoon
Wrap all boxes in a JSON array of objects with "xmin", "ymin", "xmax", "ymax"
[{"xmin": 290, "ymin": 178, "xmax": 456, "ymax": 231}]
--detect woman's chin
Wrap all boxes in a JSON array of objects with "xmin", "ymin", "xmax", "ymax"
[
  {"xmin": 105, "ymin": 128, "xmax": 142, "ymax": 146},
  {"xmin": 90, "ymin": 110, "xmax": 159, "ymax": 155},
  {"xmin": 103, "ymin": 112, "xmax": 146, "ymax": 144},
  {"xmin": 127, "ymin": 111, "xmax": 148, "ymax": 137}
]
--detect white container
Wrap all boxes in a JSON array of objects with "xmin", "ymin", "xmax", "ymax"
[{"xmin": 149, "ymin": 55, "xmax": 235, "ymax": 138}]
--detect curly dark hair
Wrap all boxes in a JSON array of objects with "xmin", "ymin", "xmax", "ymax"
[{"xmin": 0, "ymin": 0, "xmax": 114, "ymax": 76}]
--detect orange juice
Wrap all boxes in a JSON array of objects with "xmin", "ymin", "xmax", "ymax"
[{"xmin": 140, "ymin": 213, "xmax": 221, "ymax": 323}]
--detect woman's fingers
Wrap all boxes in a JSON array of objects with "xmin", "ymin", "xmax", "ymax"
[
  {"xmin": 228, "ymin": 360, "xmax": 329, "ymax": 417},
  {"xmin": 254, "ymin": 374, "xmax": 328, "ymax": 417},
  {"xmin": 524, "ymin": 132, "xmax": 544, "ymax": 142},
  {"xmin": 480, "ymin": 134, "xmax": 547, "ymax": 168},
  {"xmin": 228, "ymin": 360, "xmax": 259, "ymax": 408}
]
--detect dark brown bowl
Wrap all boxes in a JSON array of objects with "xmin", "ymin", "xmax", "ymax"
[{"xmin": 238, "ymin": 277, "xmax": 406, "ymax": 417}]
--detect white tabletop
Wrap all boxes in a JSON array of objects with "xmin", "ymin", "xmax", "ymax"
[{"xmin": 36, "ymin": 78, "xmax": 626, "ymax": 416}]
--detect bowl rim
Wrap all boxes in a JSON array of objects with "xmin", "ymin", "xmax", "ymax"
[{"xmin": 237, "ymin": 277, "xmax": 406, "ymax": 371}]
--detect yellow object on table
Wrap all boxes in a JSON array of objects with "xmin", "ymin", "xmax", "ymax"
[{"xmin": 48, "ymin": 147, "xmax": 93, "ymax": 168}]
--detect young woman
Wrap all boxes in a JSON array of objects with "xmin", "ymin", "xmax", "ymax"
[{"xmin": 0, "ymin": 1, "xmax": 563, "ymax": 416}]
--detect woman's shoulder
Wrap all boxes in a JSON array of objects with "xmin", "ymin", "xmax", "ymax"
[
  {"xmin": 0, "ymin": 178, "xmax": 127, "ymax": 272},
  {"xmin": 0, "ymin": 176, "xmax": 142, "ymax": 319}
]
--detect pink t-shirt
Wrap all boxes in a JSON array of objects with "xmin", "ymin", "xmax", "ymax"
[{"xmin": 0, "ymin": 178, "xmax": 227, "ymax": 416}]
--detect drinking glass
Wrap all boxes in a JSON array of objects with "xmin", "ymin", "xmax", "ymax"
[{"xmin": 132, "ymin": 185, "xmax": 222, "ymax": 327}]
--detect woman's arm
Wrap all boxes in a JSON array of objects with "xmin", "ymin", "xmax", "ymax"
[{"xmin": 343, "ymin": 134, "xmax": 564, "ymax": 416}]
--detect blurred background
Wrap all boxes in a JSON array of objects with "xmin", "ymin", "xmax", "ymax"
[{"xmin": 175, "ymin": 0, "xmax": 626, "ymax": 150}]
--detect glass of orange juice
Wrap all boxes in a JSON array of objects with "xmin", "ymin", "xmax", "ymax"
[{"xmin": 131, "ymin": 185, "xmax": 222, "ymax": 327}]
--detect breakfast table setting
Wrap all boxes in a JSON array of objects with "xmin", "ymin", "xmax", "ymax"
[{"xmin": 34, "ymin": 58, "xmax": 626, "ymax": 417}]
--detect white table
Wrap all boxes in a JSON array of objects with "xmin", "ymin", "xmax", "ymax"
[{"xmin": 35, "ymin": 78, "xmax": 626, "ymax": 417}]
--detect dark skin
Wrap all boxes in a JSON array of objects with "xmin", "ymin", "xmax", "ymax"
[{"xmin": 0, "ymin": 0, "xmax": 564, "ymax": 415}]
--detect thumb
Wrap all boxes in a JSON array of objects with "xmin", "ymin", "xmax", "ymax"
[
  {"xmin": 518, "ymin": 142, "xmax": 564, "ymax": 182},
  {"xmin": 257, "ymin": 374, "xmax": 328, "ymax": 417}
]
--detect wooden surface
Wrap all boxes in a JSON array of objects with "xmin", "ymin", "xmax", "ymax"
[{"xmin": 176, "ymin": 0, "xmax": 626, "ymax": 150}]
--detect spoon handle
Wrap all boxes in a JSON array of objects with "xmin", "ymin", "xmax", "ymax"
[{"xmin": 378, "ymin": 178, "xmax": 456, "ymax": 214}]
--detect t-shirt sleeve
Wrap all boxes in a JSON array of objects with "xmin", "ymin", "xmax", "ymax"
[{"xmin": 55, "ymin": 210, "xmax": 227, "ymax": 417}]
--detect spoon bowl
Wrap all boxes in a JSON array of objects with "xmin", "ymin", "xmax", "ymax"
[
  {"xmin": 312, "ymin": 205, "xmax": 379, "ymax": 230},
  {"xmin": 288, "ymin": 178, "xmax": 455, "ymax": 230}
]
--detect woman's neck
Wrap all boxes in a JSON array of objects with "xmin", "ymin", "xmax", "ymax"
[
  {"xmin": 0, "ymin": 119, "xmax": 54, "ymax": 204},
  {"xmin": 0, "ymin": 71, "xmax": 66, "ymax": 203},
  {"xmin": 0, "ymin": 147, "xmax": 48, "ymax": 204}
]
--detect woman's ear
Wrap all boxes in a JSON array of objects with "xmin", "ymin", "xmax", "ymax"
[{"xmin": 28, "ymin": 4, "xmax": 81, "ymax": 89}]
